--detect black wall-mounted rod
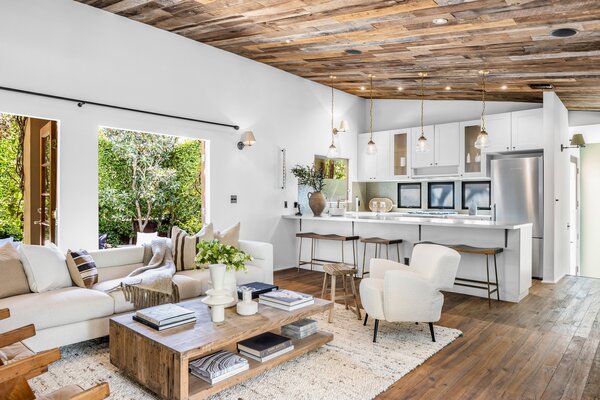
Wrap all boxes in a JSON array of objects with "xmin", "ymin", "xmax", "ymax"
[{"xmin": 0, "ymin": 85, "xmax": 240, "ymax": 131}]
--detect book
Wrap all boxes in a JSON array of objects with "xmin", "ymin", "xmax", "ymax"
[
  {"xmin": 239, "ymin": 345, "xmax": 294, "ymax": 362},
  {"xmin": 189, "ymin": 351, "xmax": 249, "ymax": 384},
  {"xmin": 135, "ymin": 303, "xmax": 195, "ymax": 326},
  {"xmin": 132, "ymin": 315, "xmax": 196, "ymax": 331},
  {"xmin": 258, "ymin": 290, "xmax": 313, "ymax": 306},
  {"xmin": 237, "ymin": 282, "xmax": 279, "ymax": 299},
  {"xmin": 237, "ymin": 332, "xmax": 293, "ymax": 358},
  {"xmin": 281, "ymin": 329, "xmax": 317, "ymax": 340},
  {"xmin": 282, "ymin": 319, "xmax": 317, "ymax": 332},
  {"xmin": 258, "ymin": 298, "xmax": 315, "ymax": 311}
]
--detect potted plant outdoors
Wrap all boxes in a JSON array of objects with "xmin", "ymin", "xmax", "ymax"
[
  {"xmin": 291, "ymin": 164, "xmax": 327, "ymax": 217},
  {"xmin": 195, "ymin": 240, "xmax": 252, "ymax": 308}
]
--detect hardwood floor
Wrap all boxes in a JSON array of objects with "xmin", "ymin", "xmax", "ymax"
[{"xmin": 274, "ymin": 269, "xmax": 600, "ymax": 400}]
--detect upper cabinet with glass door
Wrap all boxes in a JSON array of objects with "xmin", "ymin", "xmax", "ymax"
[{"xmin": 390, "ymin": 130, "xmax": 410, "ymax": 178}]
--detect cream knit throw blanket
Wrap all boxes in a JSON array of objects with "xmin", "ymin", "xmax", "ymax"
[{"xmin": 117, "ymin": 238, "xmax": 179, "ymax": 309}]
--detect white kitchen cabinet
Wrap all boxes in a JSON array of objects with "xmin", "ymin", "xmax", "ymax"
[
  {"xmin": 357, "ymin": 131, "xmax": 390, "ymax": 180},
  {"xmin": 390, "ymin": 129, "xmax": 411, "ymax": 178},
  {"xmin": 482, "ymin": 112, "xmax": 512, "ymax": 153},
  {"xmin": 434, "ymin": 122, "xmax": 460, "ymax": 167},
  {"xmin": 511, "ymin": 108, "xmax": 544, "ymax": 150},
  {"xmin": 411, "ymin": 125, "xmax": 435, "ymax": 168}
]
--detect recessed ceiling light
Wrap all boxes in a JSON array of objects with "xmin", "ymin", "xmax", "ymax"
[
  {"xmin": 432, "ymin": 18, "xmax": 448, "ymax": 25},
  {"xmin": 345, "ymin": 49, "xmax": 363, "ymax": 55},
  {"xmin": 285, "ymin": 39, "xmax": 292, "ymax": 43},
  {"xmin": 551, "ymin": 28, "xmax": 578, "ymax": 38},
  {"xmin": 360, "ymin": 86, "xmax": 366, "ymax": 91},
  {"xmin": 445, "ymin": 86, "xmax": 451, "ymax": 90},
  {"xmin": 501, "ymin": 85, "xmax": 508, "ymax": 90},
  {"xmin": 397, "ymin": 86, "xmax": 403, "ymax": 91}
]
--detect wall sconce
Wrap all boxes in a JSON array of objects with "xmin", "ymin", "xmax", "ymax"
[
  {"xmin": 237, "ymin": 131, "xmax": 256, "ymax": 150},
  {"xmin": 561, "ymin": 133, "xmax": 586, "ymax": 152}
]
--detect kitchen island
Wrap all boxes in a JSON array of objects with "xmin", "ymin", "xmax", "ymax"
[{"xmin": 282, "ymin": 213, "xmax": 533, "ymax": 303}]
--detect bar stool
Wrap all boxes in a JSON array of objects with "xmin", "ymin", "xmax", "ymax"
[
  {"xmin": 296, "ymin": 233, "xmax": 359, "ymax": 272},
  {"xmin": 360, "ymin": 237, "xmax": 403, "ymax": 277},
  {"xmin": 321, "ymin": 263, "xmax": 361, "ymax": 322}
]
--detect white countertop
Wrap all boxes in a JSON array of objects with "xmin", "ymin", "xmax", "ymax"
[{"xmin": 282, "ymin": 213, "xmax": 532, "ymax": 230}]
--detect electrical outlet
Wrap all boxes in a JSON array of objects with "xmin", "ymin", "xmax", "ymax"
[
  {"xmin": 293, "ymin": 202, "xmax": 298, "ymax": 208},
  {"xmin": 230, "ymin": 195, "xmax": 237, "ymax": 204},
  {"xmin": 284, "ymin": 201, "xmax": 288, "ymax": 208}
]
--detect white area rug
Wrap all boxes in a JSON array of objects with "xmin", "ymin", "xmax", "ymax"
[{"xmin": 30, "ymin": 305, "xmax": 462, "ymax": 400}]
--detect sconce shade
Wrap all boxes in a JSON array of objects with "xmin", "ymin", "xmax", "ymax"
[
  {"xmin": 241, "ymin": 131, "xmax": 256, "ymax": 146},
  {"xmin": 570, "ymin": 133, "xmax": 585, "ymax": 146},
  {"xmin": 338, "ymin": 120, "xmax": 349, "ymax": 132}
]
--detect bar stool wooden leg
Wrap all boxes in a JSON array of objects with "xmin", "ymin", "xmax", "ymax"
[
  {"xmin": 329, "ymin": 275, "xmax": 337, "ymax": 323},
  {"xmin": 396, "ymin": 243, "xmax": 401, "ymax": 262},
  {"xmin": 298, "ymin": 237, "xmax": 303, "ymax": 272},
  {"xmin": 350, "ymin": 275, "xmax": 362, "ymax": 320},
  {"xmin": 494, "ymin": 253, "xmax": 500, "ymax": 301},
  {"xmin": 352, "ymin": 240, "xmax": 357, "ymax": 270},
  {"xmin": 362, "ymin": 242, "xmax": 368, "ymax": 277},
  {"xmin": 342, "ymin": 274, "xmax": 349, "ymax": 309},
  {"xmin": 386, "ymin": 244, "xmax": 389, "ymax": 260},
  {"xmin": 321, "ymin": 272, "xmax": 328, "ymax": 299},
  {"xmin": 486, "ymin": 254, "xmax": 491, "ymax": 308},
  {"xmin": 310, "ymin": 238, "xmax": 315, "ymax": 271},
  {"xmin": 341, "ymin": 241, "xmax": 345, "ymax": 264}
]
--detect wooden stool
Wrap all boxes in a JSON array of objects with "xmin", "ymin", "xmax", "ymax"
[
  {"xmin": 360, "ymin": 237, "xmax": 403, "ymax": 277},
  {"xmin": 296, "ymin": 232, "xmax": 359, "ymax": 272},
  {"xmin": 321, "ymin": 263, "xmax": 361, "ymax": 322}
]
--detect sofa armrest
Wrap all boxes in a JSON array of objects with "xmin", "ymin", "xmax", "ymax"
[{"xmin": 239, "ymin": 240, "xmax": 274, "ymax": 284}]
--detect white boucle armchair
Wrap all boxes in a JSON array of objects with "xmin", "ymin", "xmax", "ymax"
[{"xmin": 359, "ymin": 243, "xmax": 461, "ymax": 343}]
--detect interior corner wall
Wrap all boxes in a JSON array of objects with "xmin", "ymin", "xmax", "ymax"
[
  {"xmin": 0, "ymin": 0, "xmax": 365, "ymax": 269},
  {"xmin": 542, "ymin": 92, "xmax": 571, "ymax": 283}
]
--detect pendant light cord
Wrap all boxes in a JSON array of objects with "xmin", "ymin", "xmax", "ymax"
[
  {"xmin": 481, "ymin": 72, "xmax": 487, "ymax": 131},
  {"xmin": 420, "ymin": 74, "xmax": 425, "ymax": 136},
  {"xmin": 330, "ymin": 75, "xmax": 335, "ymax": 145},
  {"xmin": 369, "ymin": 75, "xmax": 374, "ymax": 140}
]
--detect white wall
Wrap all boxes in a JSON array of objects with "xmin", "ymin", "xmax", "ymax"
[
  {"xmin": 542, "ymin": 92, "xmax": 571, "ymax": 282},
  {"xmin": 0, "ymin": 0, "xmax": 364, "ymax": 269},
  {"xmin": 569, "ymin": 111, "xmax": 600, "ymax": 127},
  {"xmin": 367, "ymin": 99, "xmax": 539, "ymax": 132}
]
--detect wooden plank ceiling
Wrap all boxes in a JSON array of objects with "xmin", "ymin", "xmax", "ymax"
[{"xmin": 77, "ymin": 0, "xmax": 600, "ymax": 110}]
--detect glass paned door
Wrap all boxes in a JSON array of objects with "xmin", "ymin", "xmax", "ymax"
[{"xmin": 38, "ymin": 121, "xmax": 57, "ymax": 244}]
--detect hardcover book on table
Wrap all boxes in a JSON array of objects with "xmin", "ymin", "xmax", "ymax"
[
  {"xmin": 258, "ymin": 298, "xmax": 315, "ymax": 311},
  {"xmin": 258, "ymin": 289, "xmax": 313, "ymax": 306},
  {"xmin": 237, "ymin": 332, "xmax": 293, "ymax": 357},
  {"xmin": 132, "ymin": 315, "xmax": 196, "ymax": 331},
  {"xmin": 135, "ymin": 303, "xmax": 195, "ymax": 326},
  {"xmin": 237, "ymin": 282, "xmax": 279, "ymax": 299},
  {"xmin": 239, "ymin": 345, "xmax": 295, "ymax": 362},
  {"xmin": 189, "ymin": 350, "xmax": 249, "ymax": 384}
]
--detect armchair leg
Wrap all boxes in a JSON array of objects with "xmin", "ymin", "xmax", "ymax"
[
  {"xmin": 429, "ymin": 322, "xmax": 436, "ymax": 342},
  {"xmin": 373, "ymin": 319, "xmax": 379, "ymax": 343},
  {"xmin": 363, "ymin": 314, "xmax": 368, "ymax": 326}
]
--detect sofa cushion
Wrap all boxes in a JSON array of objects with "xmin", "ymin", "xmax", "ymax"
[
  {"xmin": 0, "ymin": 287, "xmax": 114, "ymax": 331},
  {"xmin": 66, "ymin": 250, "xmax": 99, "ymax": 288},
  {"xmin": 0, "ymin": 243, "xmax": 31, "ymax": 299},
  {"xmin": 19, "ymin": 243, "xmax": 72, "ymax": 293},
  {"xmin": 171, "ymin": 224, "xmax": 214, "ymax": 271}
]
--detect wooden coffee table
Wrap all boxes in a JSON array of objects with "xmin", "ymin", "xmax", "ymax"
[{"xmin": 109, "ymin": 297, "xmax": 333, "ymax": 400}]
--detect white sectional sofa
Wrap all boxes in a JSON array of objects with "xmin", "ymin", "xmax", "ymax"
[{"xmin": 0, "ymin": 240, "xmax": 273, "ymax": 352}]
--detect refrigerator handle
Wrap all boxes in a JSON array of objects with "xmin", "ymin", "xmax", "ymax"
[{"xmin": 493, "ymin": 203, "xmax": 497, "ymax": 221}]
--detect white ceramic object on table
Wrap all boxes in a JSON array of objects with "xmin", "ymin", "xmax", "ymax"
[
  {"xmin": 202, "ymin": 264, "xmax": 234, "ymax": 322},
  {"xmin": 236, "ymin": 288, "xmax": 258, "ymax": 316}
]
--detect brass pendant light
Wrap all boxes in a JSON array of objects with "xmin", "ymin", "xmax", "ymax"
[
  {"xmin": 366, "ymin": 74, "xmax": 377, "ymax": 155},
  {"xmin": 415, "ymin": 72, "xmax": 429, "ymax": 153},
  {"xmin": 475, "ymin": 70, "xmax": 490, "ymax": 149},
  {"xmin": 326, "ymin": 75, "xmax": 349, "ymax": 158}
]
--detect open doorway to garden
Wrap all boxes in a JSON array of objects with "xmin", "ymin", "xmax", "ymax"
[
  {"xmin": 98, "ymin": 127, "xmax": 205, "ymax": 248},
  {"xmin": 0, "ymin": 113, "xmax": 58, "ymax": 246}
]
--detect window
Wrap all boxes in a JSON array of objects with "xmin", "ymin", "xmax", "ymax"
[
  {"xmin": 314, "ymin": 156, "xmax": 348, "ymax": 202},
  {"xmin": 428, "ymin": 182, "xmax": 455, "ymax": 209},
  {"xmin": 397, "ymin": 183, "xmax": 421, "ymax": 208},
  {"xmin": 462, "ymin": 181, "xmax": 491, "ymax": 210}
]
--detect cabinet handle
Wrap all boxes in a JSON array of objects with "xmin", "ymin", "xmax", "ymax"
[{"xmin": 506, "ymin": 147, "xmax": 509, "ymax": 150}]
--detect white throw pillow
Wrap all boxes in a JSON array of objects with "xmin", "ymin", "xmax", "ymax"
[
  {"xmin": 136, "ymin": 232, "xmax": 158, "ymax": 246},
  {"xmin": 19, "ymin": 243, "xmax": 72, "ymax": 292}
]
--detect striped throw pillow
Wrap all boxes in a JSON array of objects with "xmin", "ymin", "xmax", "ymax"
[
  {"xmin": 171, "ymin": 224, "xmax": 214, "ymax": 271},
  {"xmin": 66, "ymin": 250, "xmax": 98, "ymax": 288}
]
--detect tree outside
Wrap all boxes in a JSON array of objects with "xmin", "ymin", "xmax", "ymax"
[
  {"xmin": 0, "ymin": 113, "xmax": 26, "ymax": 240},
  {"xmin": 98, "ymin": 128, "xmax": 204, "ymax": 247}
]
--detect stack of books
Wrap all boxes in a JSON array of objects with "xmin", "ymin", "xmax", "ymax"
[
  {"xmin": 237, "ymin": 332, "xmax": 294, "ymax": 362},
  {"xmin": 236, "ymin": 282, "xmax": 279, "ymax": 300},
  {"xmin": 133, "ymin": 303, "xmax": 196, "ymax": 331},
  {"xmin": 281, "ymin": 319, "xmax": 318, "ymax": 340},
  {"xmin": 189, "ymin": 350, "xmax": 249, "ymax": 385},
  {"xmin": 258, "ymin": 289, "xmax": 314, "ymax": 311}
]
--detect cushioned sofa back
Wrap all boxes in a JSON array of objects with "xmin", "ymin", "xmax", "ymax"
[{"xmin": 88, "ymin": 247, "xmax": 145, "ymax": 282}]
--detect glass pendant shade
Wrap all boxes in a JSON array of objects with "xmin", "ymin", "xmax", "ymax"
[
  {"xmin": 474, "ymin": 128, "xmax": 489, "ymax": 149},
  {"xmin": 327, "ymin": 136, "xmax": 339, "ymax": 157},
  {"xmin": 416, "ymin": 134, "xmax": 429, "ymax": 153},
  {"xmin": 366, "ymin": 139, "xmax": 377, "ymax": 155}
]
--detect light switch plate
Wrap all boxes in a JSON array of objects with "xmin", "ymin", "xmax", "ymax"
[{"xmin": 230, "ymin": 195, "xmax": 237, "ymax": 204}]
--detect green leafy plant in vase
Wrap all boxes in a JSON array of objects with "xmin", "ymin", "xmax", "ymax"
[
  {"xmin": 195, "ymin": 240, "xmax": 252, "ymax": 313},
  {"xmin": 291, "ymin": 164, "xmax": 327, "ymax": 216}
]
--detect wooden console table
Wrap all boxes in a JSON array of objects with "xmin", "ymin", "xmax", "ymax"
[{"xmin": 109, "ymin": 298, "xmax": 333, "ymax": 400}]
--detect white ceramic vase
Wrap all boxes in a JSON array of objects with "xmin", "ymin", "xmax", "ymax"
[
  {"xmin": 209, "ymin": 264, "xmax": 226, "ymax": 291},
  {"xmin": 202, "ymin": 264, "xmax": 233, "ymax": 323},
  {"xmin": 223, "ymin": 268, "xmax": 238, "ymax": 307}
]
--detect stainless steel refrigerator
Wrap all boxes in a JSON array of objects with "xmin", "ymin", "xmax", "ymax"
[{"xmin": 491, "ymin": 156, "xmax": 544, "ymax": 278}]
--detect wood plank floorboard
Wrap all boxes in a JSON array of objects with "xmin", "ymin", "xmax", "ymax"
[{"xmin": 274, "ymin": 269, "xmax": 600, "ymax": 400}]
